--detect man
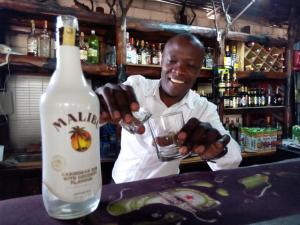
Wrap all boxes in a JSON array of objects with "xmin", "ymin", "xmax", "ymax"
[{"xmin": 97, "ymin": 33, "xmax": 242, "ymax": 183}]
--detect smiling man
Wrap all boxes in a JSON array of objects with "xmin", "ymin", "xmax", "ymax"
[{"xmin": 97, "ymin": 33, "xmax": 242, "ymax": 184}]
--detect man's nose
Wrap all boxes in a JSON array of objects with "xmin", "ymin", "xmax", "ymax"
[{"xmin": 172, "ymin": 63, "xmax": 185, "ymax": 75}]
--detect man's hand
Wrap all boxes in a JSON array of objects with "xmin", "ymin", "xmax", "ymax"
[
  {"xmin": 96, "ymin": 83, "xmax": 145, "ymax": 134},
  {"xmin": 177, "ymin": 118, "xmax": 230, "ymax": 161}
]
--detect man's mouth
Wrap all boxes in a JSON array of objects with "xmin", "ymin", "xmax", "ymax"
[{"xmin": 170, "ymin": 78, "xmax": 184, "ymax": 84}]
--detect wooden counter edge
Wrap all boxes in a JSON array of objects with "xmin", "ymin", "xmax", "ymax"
[{"xmin": 180, "ymin": 150, "xmax": 277, "ymax": 165}]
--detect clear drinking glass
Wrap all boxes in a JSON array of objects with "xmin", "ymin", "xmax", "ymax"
[
  {"xmin": 119, "ymin": 107, "xmax": 152, "ymax": 134},
  {"xmin": 148, "ymin": 111, "xmax": 189, "ymax": 162}
]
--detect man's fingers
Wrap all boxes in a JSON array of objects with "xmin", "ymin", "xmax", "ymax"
[
  {"xmin": 218, "ymin": 134, "xmax": 230, "ymax": 146},
  {"xmin": 178, "ymin": 118, "xmax": 199, "ymax": 146},
  {"xmin": 121, "ymin": 84, "xmax": 139, "ymax": 112},
  {"xmin": 101, "ymin": 85, "xmax": 121, "ymax": 121},
  {"xmin": 199, "ymin": 135, "xmax": 230, "ymax": 160},
  {"xmin": 114, "ymin": 89, "xmax": 133, "ymax": 123},
  {"xmin": 99, "ymin": 94, "xmax": 112, "ymax": 123}
]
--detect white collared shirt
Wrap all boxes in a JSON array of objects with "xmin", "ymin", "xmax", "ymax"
[{"xmin": 112, "ymin": 75, "xmax": 242, "ymax": 183}]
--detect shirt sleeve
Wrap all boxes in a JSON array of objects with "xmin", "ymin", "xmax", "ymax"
[{"xmin": 198, "ymin": 100, "xmax": 242, "ymax": 170}]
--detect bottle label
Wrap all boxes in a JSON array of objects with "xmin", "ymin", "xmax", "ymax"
[
  {"xmin": 152, "ymin": 56, "xmax": 159, "ymax": 65},
  {"xmin": 28, "ymin": 40, "xmax": 38, "ymax": 56},
  {"xmin": 63, "ymin": 26, "xmax": 76, "ymax": 46},
  {"xmin": 80, "ymin": 49, "xmax": 88, "ymax": 61},
  {"xmin": 88, "ymin": 48, "xmax": 98, "ymax": 57},
  {"xmin": 224, "ymin": 57, "xmax": 232, "ymax": 67},
  {"xmin": 43, "ymin": 111, "xmax": 101, "ymax": 203}
]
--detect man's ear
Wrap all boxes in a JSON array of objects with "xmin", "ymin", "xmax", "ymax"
[{"xmin": 160, "ymin": 53, "xmax": 164, "ymax": 66}]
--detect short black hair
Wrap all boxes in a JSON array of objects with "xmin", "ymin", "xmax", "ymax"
[
  {"xmin": 167, "ymin": 33, "xmax": 204, "ymax": 49},
  {"xmin": 164, "ymin": 33, "xmax": 205, "ymax": 55}
]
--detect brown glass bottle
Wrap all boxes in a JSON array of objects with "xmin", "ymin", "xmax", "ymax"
[{"xmin": 272, "ymin": 86, "xmax": 283, "ymax": 106}]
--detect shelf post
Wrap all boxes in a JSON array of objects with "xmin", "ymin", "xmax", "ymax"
[
  {"xmin": 116, "ymin": 0, "xmax": 133, "ymax": 82},
  {"xmin": 286, "ymin": 7, "xmax": 300, "ymax": 137}
]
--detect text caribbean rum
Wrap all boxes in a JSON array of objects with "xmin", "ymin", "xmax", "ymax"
[{"xmin": 40, "ymin": 15, "xmax": 101, "ymax": 219}]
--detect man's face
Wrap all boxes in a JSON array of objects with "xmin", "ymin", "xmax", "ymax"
[{"xmin": 160, "ymin": 37, "xmax": 204, "ymax": 101}]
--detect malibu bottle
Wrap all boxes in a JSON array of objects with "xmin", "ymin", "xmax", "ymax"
[{"xmin": 40, "ymin": 15, "xmax": 101, "ymax": 219}]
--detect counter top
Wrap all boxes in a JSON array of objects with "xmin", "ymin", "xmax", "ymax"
[{"xmin": 1, "ymin": 158, "xmax": 300, "ymax": 225}]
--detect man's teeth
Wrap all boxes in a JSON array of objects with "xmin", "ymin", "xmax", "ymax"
[{"xmin": 170, "ymin": 78, "xmax": 184, "ymax": 84}]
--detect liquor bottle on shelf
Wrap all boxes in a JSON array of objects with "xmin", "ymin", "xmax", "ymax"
[
  {"xmin": 266, "ymin": 87, "xmax": 272, "ymax": 106},
  {"xmin": 266, "ymin": 116, "xmax": 272, "ymax": 128},
  {"xmin": 253, "ymin": 89, "xmax": 258, "ymax": 107},
  {"xmin": 79, "ymin": 32, "xmax": 88, "ymax": 62},
  {"xmin": 244, "ymin": 86, "xmax": 249, "ymax": 107},
  {"xmin": 87, "ymin": 30, "xmax": 100, "ymax": 64},
  {"xmin": 40, "ymin": 15, "xmax": 101, "ymax": 219},
  {"xmin": 272, "ymin": 86, "xmax": 283, "ymax": 106},
  {"xmin": 236, "ymin": 117, "xmax": 241, "ymax": 143},
  {"xmin": 157, "ymin": 43, "xmax": 163, "ymax": 65},
  {"xmin": 218, "ymin": 72, "xmax": 226, "ymax": 97},
  {"xmin": 126, "ymin": 32, "xmax": 131, "ymax": 63},
  {"xmin": 230, "ymin": 72, "xmax": 239, "ymax": 95},
  {"xmin": 50, "ymin": 37, "xmax": 56, "ymax": 58},
  {"xmin": 129, "ymin": 37, "xmax": 137, "ymax": 64},
  {"xmin": 105, "ymin": 45, "xmax": 116, "ymax": 66},
  {"xmin": 27, "ymin": 19, "xmax": 38, "ymax": 56},
  {"xmin": 248, "ymin": 88, "xmax": 253, "ymax": 107},
  {"xmin": 240, "ymin": 86, "xmax": 246, "ymax": 107},
  {"xmin": 224, "ymin": 45, "xmax": 232, "ymax": 68},
  {"xmin": 224, "ymin": 117, "xmax": 230, "ymax": 130},
  {"xmin": 205, "ymin": 47, "xmax": 213, "ymax": 69},
  {"xmin": 144, "ymin": 41, "xmax": 151, "ymax": 64},
  {"xmin": 141, "ymin": 40, "xmax": 147, "ymax": 65},
  {"xmin": 136, "ymin": 40, "xmax": 142, "ymax": 64},
  {"xmin": 231, "ymin": 45, "xmax": 238, "ymax": 70},
  {"xmin": 151, "ymin": 43, "xmax": 159, "ymax": 65},
  {"xmin": 229, "ymin": 120, "xmax": 237, "ymax": 141},
  {"xmin": 260, "ymin": 88, "xmax": 266, "ymax": 106},
  {"xmin": 39, "ymin": 20, "xmax": 51, "ymax": 57}
]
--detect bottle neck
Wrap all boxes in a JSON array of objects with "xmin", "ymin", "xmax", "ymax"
[{"xmin": 55, "ymin": 46, "xmax": 84, "ymax": 84}]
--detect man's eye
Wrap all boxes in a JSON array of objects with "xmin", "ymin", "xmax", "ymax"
[{"xmin": 188, "ymin": 63, "xmax": 198, "ymax": 69}]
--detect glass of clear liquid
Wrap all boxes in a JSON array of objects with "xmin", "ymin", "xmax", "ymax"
[
  {"xmin": 119, "ymin": 107, "xmax": 152, "ymax": 134},
  {"xmin": 148, "ymin": 111, "xmax": 189, "ymax": 162}
]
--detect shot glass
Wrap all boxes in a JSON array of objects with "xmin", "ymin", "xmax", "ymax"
[
  {"xmin": 119, "ymin": 107, "xmax": 152, "ymax": 134},
  {"xmin": 148, "ymin": 111, "xmax": 188, "ymax": 162}
]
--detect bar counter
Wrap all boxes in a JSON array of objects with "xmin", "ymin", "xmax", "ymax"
[{"xmin": 1, "ymin": 159, "xmax": 300, "ymax": 225}]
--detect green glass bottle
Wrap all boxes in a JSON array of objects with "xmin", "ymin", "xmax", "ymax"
[{"xmin": 87, "ymin": 30, "xmax": 100, "ymax": 64}]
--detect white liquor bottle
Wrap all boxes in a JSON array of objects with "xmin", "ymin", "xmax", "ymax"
[
  {"xmin": 27, "ymin": 19, "xmax": 38, "ymax": 56},
  {"xmin": 39, "ymin": 20, "xmax": 51, "ymax": 57},
  {"xmin": 40, "ymin": 15, "xmax": 101, "ymax": 219}
]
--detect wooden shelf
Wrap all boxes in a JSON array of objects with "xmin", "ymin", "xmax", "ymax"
[
  {"xmin": 0, "ymin": 54, "xmax": 117, "ymax": 77},
  {"xmin": 127, "ymin": 17, "xmax": 287, "ymax": 46},
  {"xmin": 242, "ymin": 150, "xmax": 277, "ymax": 158},
  {"xmin": 0, "ymin": 0, "xmax": 115, "ymax": 26},
  {"xmin": 237, "ymin": 71, "xmax": 287, "ymax": 80},
  {"xmin": 126, "ymin": 64, "xmax": 161, "ymax": 78},
  {"xmin": 126, "ymin": 64, "xmax": 213, "ymax": 79},
  {"xmin": 223, "ymin": 105, "xmax": 285, "ymax": 114}
]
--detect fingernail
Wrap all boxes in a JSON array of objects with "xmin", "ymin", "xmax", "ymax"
[
  {"xmin": 113, "ymin": 111, "xmax": 121, "ymax": 119},
  {"xmin": 136, "ymin": 125, "xmax": 145, "ymax": 134},
  {"xmin": 177, "ymin": 132, "xmax": 187, "ymax": 140},
  {"xmin": 101, "ymin": 111, "xmax": 108, "ymax": 118},
  {"xmin": 124, "ymin": 114, "xmax": 133, "ymax": 123},
  {"xmin": 131, "ymin": 102, "xmax": 139, "ymax": 111},
  {"xmin": 179, "ymin": 146, "xmax": 188, "ymax": 155}
]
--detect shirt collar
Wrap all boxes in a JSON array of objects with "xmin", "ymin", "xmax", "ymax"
[{"xmin": 145, "ymin": 79, "xmax": 196, "ymax": 109}]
